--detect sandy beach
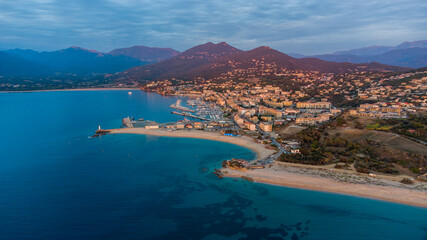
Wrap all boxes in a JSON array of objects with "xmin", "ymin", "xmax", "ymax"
[
  {"xmin": 223, "ymin": 163, "xmax": 427, "ymax": 208},
  {"xmin": 108, "ymin": 128, "xmax": 276, "ymax": 160},
  {"xmin": 106, "ymin": 128, "xmax": 427, "ymax": 208}
]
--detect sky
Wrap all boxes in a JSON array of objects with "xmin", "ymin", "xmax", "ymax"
[{"xmin": 0, "ymin": 0, "xmax": 426, "ymax": 54}]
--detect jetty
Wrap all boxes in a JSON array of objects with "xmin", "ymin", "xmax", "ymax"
[
  {"xmin": 171, "ymin": 111, "xmax": 210, "ymax": 121},
  {"xmin": 92, "ymin": 128, "xmax": 111, "ymax": 138},
  {"xmin": 170, "ymin": 99, "xmax": 195, "ymax": 112},
  {"xmin": 213, "ymin": 169, "xmax": 224, "ymax": 179}
]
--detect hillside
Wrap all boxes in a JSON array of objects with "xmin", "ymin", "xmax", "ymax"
[
  {"xmin": 333, "ymin": 40, "xmax": 427, "ymax": 56},
  {"xmin": 3, "ymin": 47, "xmax": 149, "ymax": 75},
  {"xmin": 116, "ymin": 42, "xmax": 243, "ymax": 81},
  {"xmin": 312, "ymin": 48, "xmax": 427, "ymax": 68},
  {"xmin": 108, "ymin": 46, "xmax": 180, "ymax": 62},
  {"xmin": 116, "ymin": 43, "xmax": 409, "ymax": 81},
  {"xmin": 304, "ymin": 40, "xmax": 427, "ymax": 68},
  {"xmin": 0, "ymin": 52, "xmax": 53, "ymax": 76}
]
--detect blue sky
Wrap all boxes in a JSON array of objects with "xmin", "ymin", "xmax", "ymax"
[{"xmin": 0, "ymin": 0, "xmax": 426, "ymax": 54}]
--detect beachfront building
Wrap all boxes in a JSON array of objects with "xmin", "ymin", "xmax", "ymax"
[
  {"xmin": 145, "ymin": 124, "xmax": 159, "ymax": 129},
  {"xmin": 194, "ymin": 122, "xmax": 203, "ymax": 129},
  {"xmin": 244, "ymin": 122, "xmax": 257, "ymax": 131}
]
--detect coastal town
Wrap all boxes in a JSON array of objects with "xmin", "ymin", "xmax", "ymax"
[
  {"xmin": 101, "ymin": 67, "xmax": 427, "ymax": 193},
  {"xmin": 4, "ymin": 0, "xmax": 427, "ymax": 238}
]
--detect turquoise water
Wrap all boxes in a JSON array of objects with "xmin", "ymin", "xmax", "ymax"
[{"xmin": 0, "ymin": 90, "xmax": 425, "ymax": 240}]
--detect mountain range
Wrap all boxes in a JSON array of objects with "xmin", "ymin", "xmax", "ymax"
[
  {"xmin": 1, "ymin": 41, "xmax": 423, "ymax": 80},
  {"xmin": 292, "ymin": 40, "xmax": 427, "ymax": 68},
  {"xmin": 114, "ymin": 42, "xmax": 408, "ymax": 81},
  {"xmin": 108, "ymin": 46, "xmax": 180, "ymax": 62},
  {"xmin": 0, "ymin": 46, "xmax": 180, "ymax": 76}
]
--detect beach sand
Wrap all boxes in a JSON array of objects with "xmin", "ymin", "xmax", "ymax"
[
  {"xmin": 108, "ymin": 128, "xmax": 276, "ymax": 160},
  {"xmin": 223, "ymin": 163, "xmax": 427, "ymax": 208},
  {"xmin": 107, "ymin": 128, "xmax": 427, "ymax": 208}
]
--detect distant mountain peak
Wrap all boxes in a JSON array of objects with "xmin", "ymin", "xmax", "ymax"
[
  {"xmin": 248, "ymin": 46, "xmax": 287, "ymax": 56},
  {"xmin": 218, "ymin": 41, "xmax": 231, "ymax": 46},
  {"xmin": 308, "ymin": 40, "xmax": 427, "ymax": 68},
  {"xmin": 331, "ymin": 40, "xmax": 427, "ymax": 56},
  {"xmin": 397, "ymin": 40, "xmax": 427, "ymax": 49},
  {"xmin": 108, "ymin": 45, "xmax": 180, "ymax": 62},
  {"xmin": 257, "ymin": 46, "xmax": 272, "ymax": 50},
  {"xmin": 181, "ymin": 42, "xmax": 242, "ymax": 55},
  {"xmin": 68, "ymin": 46, "xmax": 100, "ymax": 54}
]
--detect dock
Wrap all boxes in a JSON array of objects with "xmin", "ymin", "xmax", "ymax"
[{"xmin": 171, "ymin": 111, "xmax": 210, "ymax": 121}]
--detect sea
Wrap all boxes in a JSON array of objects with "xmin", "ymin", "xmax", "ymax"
[{"xmin": 0, "ymin": 90, "xmax": 425, "ymax": 240}]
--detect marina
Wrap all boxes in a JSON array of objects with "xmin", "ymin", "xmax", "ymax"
[{"xmin": 170, "ymin": 98, "xmax": 224, "ymax": 121}]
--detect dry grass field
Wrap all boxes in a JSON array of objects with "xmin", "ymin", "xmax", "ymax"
[
  {"xmin": 328, "ymin": 127, "xmax": 427, "ymax": 155},
  {"xmin": 279, "ymin": 124, "xmax": 307, "ymax": 136}
]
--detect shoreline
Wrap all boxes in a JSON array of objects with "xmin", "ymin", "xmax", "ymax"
[
  {"xmin": 0, "ymin": 87, "xmax": 140, "ymax": 93},
  {"xmin": 105, "ymin": 128, "xmax": 427, "ymax": 208},
  {"xmin": 223, "ymin": 163, "xmax": 427, "ymax": 208},
  {"xmin": 107, "ymin": 128, "xmax": 275, "ymax": 160}
]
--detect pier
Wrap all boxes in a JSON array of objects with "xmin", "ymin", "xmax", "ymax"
[
  {"xmin": 171, "ymin": 111, "xmax": 210, "ymax": 121},
  {"xmin": 170, "ymin": 99, "xmax": 195, "ymax": 112}
]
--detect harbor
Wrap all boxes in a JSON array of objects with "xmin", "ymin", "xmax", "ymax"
[
  {"xmin": 170, "ymin": 99, "xmax": 195, "ymax": 112},
  {"xmin": 170, "ymin": 98, "xmax": 225, "ymax": 121}
]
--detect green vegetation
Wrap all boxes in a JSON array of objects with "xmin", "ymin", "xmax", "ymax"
[
  {"xmin": 366, "ymin": 114, "xmax": 427, "ymax": 141},
  {"xmin": 278, "ymin": 126, "xmax": 427, "ymax": 176},
  {"xmin": 0, "ymin": 74, "xmax": 110, "ymax": 91},
  {"xmin": 366, "ymin": 123, "xmax": 393, "ymax": 131},
  {"xmin": 386, "ymin": 71, "xmax": 427, "ymax": 87}
]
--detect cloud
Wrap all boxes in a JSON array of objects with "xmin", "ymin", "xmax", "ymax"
[{"xmin": 0, "ymin": 0, "xmax": 426, "ymax": 54}]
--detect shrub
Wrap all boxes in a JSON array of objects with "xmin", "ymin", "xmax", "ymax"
[{"xmin": 356, "ymin": 167, "xmax": 370, "ymax": 174}]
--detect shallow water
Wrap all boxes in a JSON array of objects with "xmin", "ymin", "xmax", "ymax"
[{"xmin": 0, "ymin": 90, "xmax": 425, "ymax": 240}]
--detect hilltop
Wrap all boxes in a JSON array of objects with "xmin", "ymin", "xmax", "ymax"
[{"xmin": 114, "ymin": 42, "xmax": 409, "ymax": 81}]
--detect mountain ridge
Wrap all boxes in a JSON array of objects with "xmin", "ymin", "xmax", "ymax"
[
  {"xmin": 0, "ymin": 45, "xmax": 180, "ymax": 76},
  {"xmin": 108, "ymin": 46, "xmax": 180, "ymax": 62},
  {"xmin": 117, "ymin": 42, "xmax": 244, "ymax": 80},
  {"xmin": 292, "ymin": 40, "xmax": 427, "ymax": 68},
  {"xmin": 311, "ymin": 47, "xmax": 427, "ymax": 68},
  {"xmin": 115, "ymin": 42, "xmax": 409, "ymax": 81},
  {"xmin": 333, "ymin": 40, "xmax": 427, "ymax": 56}
]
